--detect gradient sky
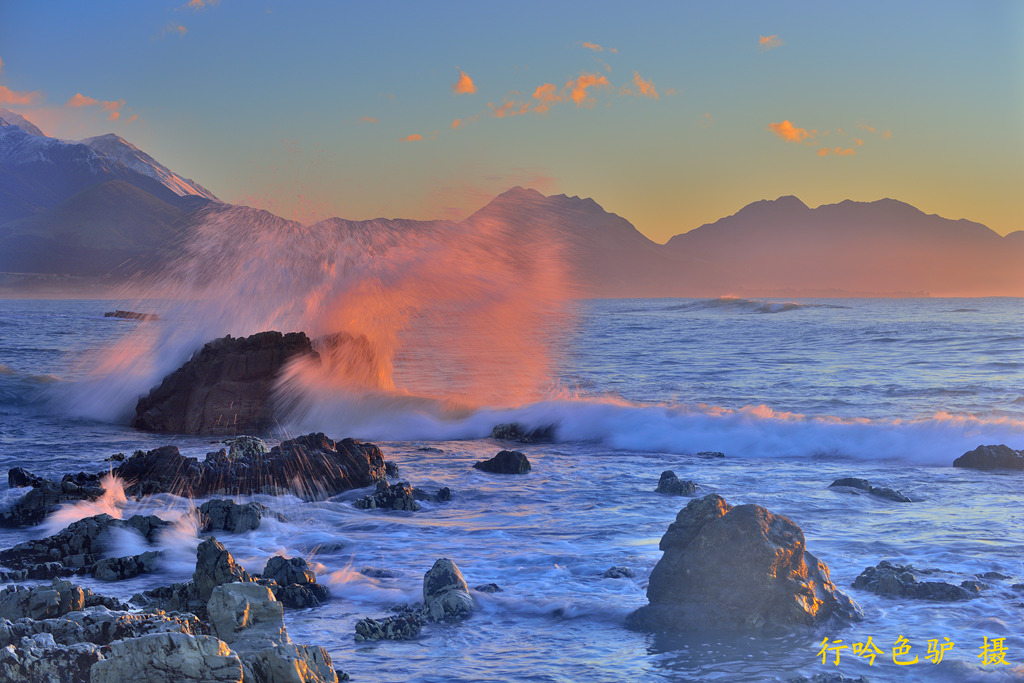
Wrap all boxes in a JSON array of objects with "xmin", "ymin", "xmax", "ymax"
[{"xmin": 1, "ymin": 1, "xmax": 1021, "ymax": 240}]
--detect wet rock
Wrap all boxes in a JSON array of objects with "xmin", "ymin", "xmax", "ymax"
[
  {"xmin": 89, "ymin": 632, "xmax": 244, "ymax": 683},
  {"xmin": 354, "ymin": 481, "xmax": 420, "ymax": 511},
  {"xmin": 262, "ymin": 556, "xmax": 330, "ymax": 609},
  {"xmin": 105, "ymin": 452, "xmax": 126, "ymax": 462},
  {"xmin": 0, "ymin": 473, "xmax": 106, "ymax": 528},
  {"xmin": 223, "ymin": 435, "xmax": 269, "ymax": 459},
  {"xmin": 412, "ymin": 486, "xmax": 452, "ymax": 504},
  {"xmin": 980, "ymin": 571, "xmax": 1010, "ymax": 580},
  {"xmin": 384, "ymin": 461, "xmax": 400, "ymax": 478},
  {"xmin": 655, "ymin": 470, "xmax": 698, "ymax": 496},
  {"xmin": 0, "ymin": 513, "xmax": 169, "ymax": 578},
  {"xmin": 133, "ymin": 330, "xmax": 319, "ymax": 435},
  {"xmin": 0, "ymin": 579, "xmax": 86, "ymax": 621},
  {"xmin": 359, "ymin": 567, "xmax": 402, "ymax": 579},
  {"xmin": 417, "ymin": 446, "xmax": 444, "ymax": 453},
  {"xmin": 829, "ymin": 477, "xmax": 912, "ymax": 502},
  {"xmin": 0, "ymin": 606, "xmax": 204, "ymax": 648},
  {"xmin": 274, "ymin": 583, "xmax": 330, "ymax": 610},
  {"xmin": 953, "ymin": 444, "xmax": 1024, "ymax": 470},
  {"xmin": 8, "ymin": 467, "xmax": 45, "ymax": 488},
  {"xmin": 0, "ymin": 632, "xmax": 102, "ymax": 683},
  {"xmin": 246, "ymin": 643, "xmax": 338, "ymax": 683},
  {"xmin": 131, "ymin": 582, "xmax": 205, "ymax": 619},
  {"xmin": 473, "ymin": 583, "xmax": 502, "ymax": 593},
  {"xmin": 852, "ymin": 561, "xmax": 975, "ymax": 601},
  {"xmin": 603, "ymin": 566, "xmax": 634, "ymax": 579},
  {"xmin": 93, "ymin": 550, "xmax": 161, "ymax": 581},
  {"xmin": 104, "ymin": 310, "xmax": 159, "ymax": 321},
  {"xmin": 114, "ymin": 432, "xmax": 387, "ymax": 500},
  {"xmin": 491, "ymin": 422, "xmax": 556, "ymax": 443},
  {"xmin": 423, "ymin": 558, "xmax": 473, "ymax": 621},
  {"xmin": 696, "ymin": 451, "xmax": 725, "ymax": 459},
  {"xmin": 353, "ymin": 614, "xmax": 423, "ymax": 641},
  {"xmin": 631, "ymin": 494, "xmax": 861, "ymax": 633},
  {"xmin": 199, "ymin": 499, "xmax": 270, "ymax": 534},
  {"xmin": 960, "ymin": 579, "xmax": 986, "ymax": 593},
  {"xmin": 194, "ymin": 538, "xmax": 252, "ymax": 602},
  {"xmin": 473, "ymin": 450, "xmax": 531, "ymax": 474}
]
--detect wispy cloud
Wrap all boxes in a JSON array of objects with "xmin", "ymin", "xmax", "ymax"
[
  {"xmin": 181, "ymin": 0, "xmax": 219, "ymax": 10},
  {"xmin": 759, "ymin": 35, "xmax": 784, "ymax": 51},
  {"xmin": 65, "ymin": 93, "xmax": 133, "ymax": 122},
  {"xmin": 581, "ymin": 41, "xmax": 617, "ymax": 54},
  {"xmin": 66, "ymin": 93, "xmax": 98, "ymax": 107},
  {"xmin": 488, "ymin": 98, "xmax": 530, "ymax": 118},
  {"xmin": 631, "ymin": 71, "xmax": 659, "ymax": 99},
  {"xmin": 532, "ymin": 83, "xmax": 563, "ymax": 114},
  {"xmin": 452, "ymin": 114, "xmax": 479, "ymax": 129},
  {"xmin": 101, "ymin": 99, "xmax": 125, "ymax": 121},
  {"xmin": 700, "ymin": 112, "xmax": 713, "ymax": 128},
  {"xmin": 819, "ymin": 146, "xmax": 857, "ymax": 157},
  {"xmin": 767, "ymin": 120, "xmax": 811, "ymax": 143},
  {"xmin": 0, "ymin": 85, "xmax": 42, "ymax": 106},
  {"xmin": 857, "ymin": 122, "xmax": 892, "ymax": 139},
  {"xmin": 401, "ymin": 133, "xmax": 422, "ymax": 142},
  {"xmin": 452, "ymin": 69, "xmax": 476, "ymax": 95},
  {"xmin": 566, "ymin": 72, "xmax": 609, "ymax": 106},
  {"xmin": 357, "ymin": 116, "xmax": 378, "ymax": 124},
  {"xmin": 158, "ymin": 22, "xmax": 188, "ymax": 38}
]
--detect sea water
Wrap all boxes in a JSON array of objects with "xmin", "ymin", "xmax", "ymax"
[{"xmin": 1, "ymin": 297, "xmax": 1023, "ymax": 682}]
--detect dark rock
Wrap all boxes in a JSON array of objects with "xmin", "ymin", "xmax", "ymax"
[
  {"xmin": 92, "ymin": 550, "xmax": 161, "ymax": 581},
  {"xmin": 0, "ymin": 579, "xmax": 87, "ymax": 620},
  {"xmin": 222, "ymin": 435, "xmax": 268, "ymax": 459},
  {"xmin": 1012, "ymin": 584, "xmax": 1024, "ymax": 592},
  {"xmin": 603, "ymin": 566, "xmax": 634, "ymax": 579},
  {"xmin": 131, "ymin": 581, "xmax": 205, "ymax": 619},
  {"xmin": 437, "ymin": 486, "xmax": 451, "ymax": 502},
  {"xmin": 114, "ymin": 432, "xmax": 387, "ymax": 499},
  {"xmin": 852, "ymin": 561, "xmax": 975, "ymax": 601},
  {"xmin": 960, "ymin": 579, "xmax": 985, "ymax": 593},
  {"xmin": 199, "ymin": 499, "xmax": 269, "ymax": 534},
  {"xmin": 696, "ymin": 451, "xmax": 725, "ymax": 458},
  {"xmin": 104, "ymin": 310, "xmax": 159, "ymax": 321},
  {"xmin": 655, "ymin": 470, "xmax": 698, "ymax": 496},
  {"xmin": 8, "ymin": 467, "xmax": 45, "ymax": 488},
  {"xmin": 980, "ymin": 571, "xmax": 1009, "ymax": 580},
  {"xmin": 630, "ymin": 494, "xmax": 861, "ymax": 633},
  {"xmin": 0, "ymin": 605, "xmax": 205, "ymax": 647},
  {"xmin": 384, "ymin": 461, "xmax": 400, "ymax": 478},
  {"xmin": 953, "ymin": 444, "xmax": 1024, "ymax": 470},
  {"xmin": 275, "ymin": 583, "xmax": 330, "ymax": 610},
  {"xmin": 423, "ymin": 558, "xmax": 473, "ymax": 621},
  {"xmin": 105, "ymin": 452, "xmax": 125, "ymax": 462},
  {"xmin": 473, "ymin": 450, "xmax": 531, "ymax": 474},
  {"xmin": 491, "ymin": 422, "xmax": 556, "ymax": 443},
  {"xmin": 0, "ymin": 474, "xmax": 106, "ymax": 528},
  {"xmin": 354, "ymin": 481, "xmax": 420, "ymax": 511},
  {"xmin": 829, "ymin": 477, "xmax": 912, "ymax": 502},
  {"xmin": 0, "ymin": 633, "xmax": 101, "ymax": 683},
  {"xmin": 417, "ymin": 446, "xmax": 444, "ymax": 453},
  {"xmin": 132, "ymin": 330, "xmax": 319, "ymax": 435},
  {"xmin": 412, "ymin": 486, "xmax": 452, "ymax": 504},
  {"xmin": 353, "ymin": 614, "xmax": 423, "ymax": 641},
  {"xmin": 193, "ymin": 537, "xmax": 252, "ymax": 602},
  {"xmin": 263, "ymin": 555, "xmax": 316, "ymax": 587},
  {"xmin": 359, "ymin": 567, "xmax": 402, "ymax": 579},
  {"xmin": 473, "ymin": 583, "xmax": 502, "ymax": 593}
]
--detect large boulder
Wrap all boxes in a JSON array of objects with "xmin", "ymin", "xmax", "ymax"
[
  {"xmin": 0, "ymin": 579, "xmax": 87, "ymax": 621},
  {"xmin": 199, "ymin": 499, "xmax": 270, "ymax": 534},
  {"xmin": 631, "ymin": 494, "xmax": 861, "ymax": 633},
  {"xmin": 194, "ymin": 538, "xmax": 252, "ymax": 602},
  {"xmin": 953, "ymin": 444, "xmax": 1024, "ymax": 470},
  {"xmin": 89, "ymin": 632, "xmax": 244, "ymax": 683},
  {"xmin": 133, "ymin": 331, "xmax": 319, "ymax": 435},
  {"xmin": 423, "ymin": 558, "xmax": 473, "ymax": 621},
  {"xmin": 472, "ymin": 450, "xmax": 531, "ymax": 474},
  {"xmin": 114, "ymin": 432, "xmax": 388, "ymax": 499},
  {"xmin": 263, "ymin": 556, "xmax": 330, "ymax": 609}
]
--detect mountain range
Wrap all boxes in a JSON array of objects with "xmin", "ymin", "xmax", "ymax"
[{"xmin": 1, "ymin": 109, "xmax": 1020, "ymax": 297}]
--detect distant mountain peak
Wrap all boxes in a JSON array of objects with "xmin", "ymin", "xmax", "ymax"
[
  {"xmin": 81, "ymin": 132, "xmax": 218, "ymax": 201},
  {"xmin": 0, "ymin": 107, "xmax": 45, "ymax": 137}
]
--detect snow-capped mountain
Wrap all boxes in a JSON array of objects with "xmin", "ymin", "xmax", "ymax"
[
  {"xmin": 81, "ymin": 133, "xmax": 217, "ymax": 201},
  {"xmin": 0, "ymin": 107, "xmax": 44, "ymax": 137}
]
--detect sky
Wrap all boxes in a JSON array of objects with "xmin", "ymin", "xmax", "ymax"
[{"xmin": 0, "ymin": 1, "xmax": 1021, "ymax": 241}]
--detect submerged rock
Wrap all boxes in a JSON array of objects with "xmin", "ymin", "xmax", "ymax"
[
  {"xmin": 655, "ymin": 470, "xmax": 698, "ymax": 496},
  {"xmin": 114, "ymin": 432, "xmax": 388, "ymax": 500},
  {"xmin": 491, "ymin": 423, "xmax": 556, "ymax": 443},
  {"xmin": 473, "ymin": 450, "xmax": 531, "ymax": 474},
  {"xmin": 354, "ymin": 481, "xmax": 420, "ymax": 511},
  {"xmin": 852, "ymin": 561, "xmax": 975, "ymax": 601},
  {"xmin": 423, "ymin": 558, "xmax": 473, "ymax": 621},
  {"xmin": 829, "ymin": 477, "xmax": 912, "ymax": 502},
  {"xmin": 199, "ymin": 499, "xmax": 270, "ymax": 534},
  {"xmin": 953, "ymin": 444, "xmax": 1024, "ymax": 470},
  {"xmin": 133, "ymin": 330, "xmax": 319, "ymax": 435},
  {"xmin": 630, "ymin": 494, "xmax": 861, "ymax": 633},
  {"xmin": 473, "ymin": 583, "xmax": 502, "ymax": 593},
  {"xmin": 603, "ymin": 566, "xmax": 635, "ymax": 579}
]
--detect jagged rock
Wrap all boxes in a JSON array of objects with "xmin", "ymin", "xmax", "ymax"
[
  {"xmin": 113, "ymin": 432, "xmax": 388, "ymax": 500},
  {"xmin": 852, "ymin": 561, "xmax": 975, "ymax": 601},
  {"xmin": 491, "ymin": 423, "xmax": 555, "ymax": 443},
  {"xmin": 603, "ymin": 566, "xmax": 634, "ymax": 579},
  {"xmin": 93, "ymin": 551, "xmax": 161, "ymax": 581},
  {"xmin": 384, "ymin": 462, "xmax": 400, "ymax": 478},
  {"xmin": 274, "ymin": 583, "xmax": 330, "ymax": 610},
  {"xmin": 0, "ymin": 513, "xmax": 169, "ymax": 578},
  {"xmin": 0, "ymin": 632, "xmax": 102, "ymax": 683},
  {"xmin": 359, "ymin": 567, "xmax": 402, "ymax": 579},
  {"xmin": 353, "ymin": 614, "xmax": 423, "ymax": 641},
  {"xmin": 953, "ymin": 444, "xmax": 1024, "ymax": 470},
  {"xmin": 0, "ymin": 579, "xmax": 86, "ymax": 621},
  {"xmin": 133, "ymin": 330, "xmax": 319, "ymax": 434},
  {"xmin": 655, "ymin": 470, "xmax": 698, "ymax": 496},
  {"xmin": 473, "ymin": 450, "xmax": 531, "ymax": 474},
  {"xmin": 200, "ymin": 499, "xmax": 269, "ymax": 534},
  {"xmin": 423, "ymin": 558, "xmax": 473, "ymax": 621},
  {"xmin": 696, "ymin": 451, "xmax": 725, "ymax": 458},
  {"xmin": 354, "ymin": 481, "xmax": 420, "ymax": 511},
  {"xmin": 106, "ymin": 452, "xmax": 126, "ymax": 462},
  {"xmin": 0, "ymin": 473, "xmax": 106, "ymax": 528},
  {"xmin": 89, "ymin": 632, "xmax": 244, "ymax": 683},
  {"xmin": 224, "ymin": 435, "xmax": 269, "ymax": 459},
  {"xmin": 0, "ymin": 606, "xmax": 204, "ymax": 647},
  {"xmin": 829, "ymin": 477, "xmax": 912, "ymax": 502},
  {"xmin": 630, "ymin": 494, "xmax": 861, "ymax": 633},
  {"xmin": 131, "ymin": 582, "xmax": 205, "ymax": 619},
  {"xmin": 194, "ymin": 538, "xmax": 252, "ymax": 602},
  {"xmin": 473, "ymin": 583, "xmax": 502, "ymax": 593},
  {"xmin": 262, "ymin": 556, "xmax": 330, "ymax": 609}
]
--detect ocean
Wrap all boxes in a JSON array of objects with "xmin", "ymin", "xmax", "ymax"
[{"xmin": 1, "ymin": 296, "xmax": 1023, "ymax": 682}]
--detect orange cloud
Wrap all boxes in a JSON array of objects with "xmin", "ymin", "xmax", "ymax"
[
  {"xmin": 101, "ymin": 99, "xmax": 125, "ymax": 112},
  {"xmin": 66, "ymin": 93, "xmax": 98, "ymax": 107},
  {"xmin": 582, "ymin": 42, "xmax": 605, "ymax": 52},
  {"xmin": 452, "ymin": 118, "xmax": 462, "ymax": 129},
  {"xmin": 768, "ymin": 120, "xmax": 810, "ymax": 143},
  {"xmin": 183, "ymin": 0, "xmax": 218, "ymax": 9},
  {"xmin": 108, "ymin": 111, "xmax": 120, "ymax": 121},
  {"xmin": 400, "ymin": 133, "xmax": 422, "ymax": 142},
  {"xmin": 0, "ymin": 84, "xmax": 42, "ymax": 106},
  {"xmin": 632, "ymin": 71, "xmax": 659, "ymax": 99},
  {"xmin": 700, "ymin": 112, "xmax": 713, "ymax": 128},
  {"xmin": 854, "ymin": 138, "xmax": 864, "ymax": 146},
  {"xmin": 759, "ymin": 35, "xmax": 784, "ymax": 51},
  {"xmin": 489, "ymin": 98, "xmax": 530, "ymax": 118},
  {"xmin": 817, "ymin": 147, "xmax": 829, "ymax": 157},
  {"xmin": 835, "ymin": 147, "xmax": 856, "ymax": 156},
  {"xmin": 358, "ymin": 116, "xmax": 378, "ymax": 124},
  {"xmin": 126, "ymin": 114, "xmax": 138, "ymax": 123},
  {"xmin": 565, "ymin": 72, "xmax": 609, "ymax": 106},
  {"xmin": 0, "ymin": 56, "xmax": 4, "ymax": 71},
  {"xmin": 532, "ymin": 83, "xmax": 563, "ymax": 113},
  {"xmin": 452, "ymin": 69, "xmax": 476, "ymax": 95}
]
